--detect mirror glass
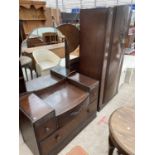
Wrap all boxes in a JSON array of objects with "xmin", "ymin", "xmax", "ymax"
[{"xmin": 20, "ymin": 26, "xmax": 65, "ymax": 82}]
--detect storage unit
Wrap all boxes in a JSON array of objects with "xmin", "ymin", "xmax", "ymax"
[
  {"xmin": 79, "ymin": 5, "xmax": 131, "ymax": 110},
  {"xmin": 20, "ymin": 72, "xmax": 99, "ymax": 155},
  {"xmin": 19, "ymin": 0, "xmax": 46, "ymax": 37}
]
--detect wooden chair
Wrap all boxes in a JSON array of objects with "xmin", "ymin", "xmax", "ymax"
[{"xmin": 33, "ymin": 49, "xmax": 60, "ymax": 76}]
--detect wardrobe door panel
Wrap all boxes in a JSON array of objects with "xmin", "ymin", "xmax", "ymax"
[
  {"xmin": 79, "ymin": 8, "xmax": 109, "ymax": 80},
  {"xmin": 103, "ymin": 5, "xmax": 131, "ymax": 104},
  {"xmin": 98, "ymin": 8, "xmax": 114, "ymax": 110}
]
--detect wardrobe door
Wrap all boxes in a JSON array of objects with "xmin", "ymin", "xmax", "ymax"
[
  {"xmin": 103, "ymin": 5, "xmax": 131, "ymax": 104},
  {"xmin": 79, "ymin": 8, "xmax": 109, "ymax": 80},
  {"xmin": 98, "ymin": 7, "xmax": 115, "ymax": 110}
]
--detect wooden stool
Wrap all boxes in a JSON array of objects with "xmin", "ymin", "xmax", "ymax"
[
  {"xmin": 108, "ymin": 106, "xmax": 135, "ymax": 155},
  {"xmin": 20, "ymin": 56, "xmax": 33, "ymax": 81},
  {"xmin": 66, "ymin": 146, "xmax": 88, "ymax": 155}
]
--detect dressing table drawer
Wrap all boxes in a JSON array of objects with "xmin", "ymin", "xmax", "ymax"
[
  {"xmin": 58, "ymin": 97, "xmax": 89, "ymax": 127},
  {"xmin": 40, "ymin": 109, "xmax": 88, "ymax": 155},
  {"xmin": 34, "ymin": 114, "xmax": 57, "ymax": 141}
]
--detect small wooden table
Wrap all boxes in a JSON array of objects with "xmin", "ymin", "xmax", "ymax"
[{"xmin": 109, "ymin": 106, "xmax": 135, "ymax": 155}]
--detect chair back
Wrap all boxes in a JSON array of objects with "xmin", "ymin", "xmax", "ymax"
[
  {"xmin": 42, "ymin": 32, "xmax": 58, "ymax": 44},
  {"xmin": 33, "ymin": 49, "xmax": 60, "ymax": 64}
]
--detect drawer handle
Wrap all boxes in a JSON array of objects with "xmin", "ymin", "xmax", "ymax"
[
  {"xmin": 70, "ymin": 109, "xmax": 81, "ymax": 116},
  {"xmin": 55, "ymin": 134, "xmax": 61, "ymax": 141},
  {"xmin": 87, "ymin": 109, "xmax": 90, "ymax": 113},
  {"xmin": 45, "ymin": 127, "xmax": 50, "ymax": 132}
]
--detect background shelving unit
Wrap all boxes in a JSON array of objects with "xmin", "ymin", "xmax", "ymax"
[{"xmin": 19, "ymin": 0, "xmax": 46, "ymax": 37}]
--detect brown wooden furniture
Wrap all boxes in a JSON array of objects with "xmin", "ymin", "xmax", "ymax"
[
  {"xmin": 26, "ymin": 74, "xmax": 60, "ymax": 92},
  {"xmin": 42, "ymin": 32, "xmax": 58, "ymax": 44},
  {"xmin": 57, "ymin": 24, "xmax": 79, "ymax": 69},
  {"xmin": 27, "ymin": 37, "xmax": 46, "ymax": 48},
  {"xmin": 79, "ymin": 6, "xmax": 131, "ymax": 110},
  {"xmin": 19, "ymin": 6, "xmax": 131, "ymax": 155},
  {"xmin": 19, "ymin": 0, "xmax": 46, "ymax": 38},
  {"xmin": 109, "ymin": 106, "xmax": 135, "ymax": 155},
  {"xmin": 20, "ymin": 70, "xmax": 99, "ymax": 155}
]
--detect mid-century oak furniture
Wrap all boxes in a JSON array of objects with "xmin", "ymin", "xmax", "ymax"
[
  {"xmin": 109, "ymin": 106, "xmax": 135, "ymax": 155},
  {"xmin": 20, "ymin": 71, "xmax": 99, "ymax": 155},
  {"xmin": 20, "ymin": 19, "xmax": 98, "ymax": 154},
  {"xmin": 19, "ymin": 5, "xmax": 132, "ymax": 155},
  {"xmin": 79, "ymin": 5, "xmax": 131, "ymax": 110},
  {"xmin": 56, "ymin": 6, "xmax": 131, "ymax": 111}
]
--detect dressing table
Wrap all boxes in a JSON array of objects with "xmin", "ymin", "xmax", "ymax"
[
  {"xmin": 20, "ymin": 70, "xmax": 99, "ymax": 155},
  {"xmin": 20, "ymin": 24, "xmax": 99, "ymax": 155}
]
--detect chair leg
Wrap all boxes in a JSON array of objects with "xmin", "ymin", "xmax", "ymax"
[
  {"xmin": 108, "ymin": 136, "xmax": 115, "ymax": 155},
  {"xmin": 29, "ymin": 67, "xmax": 33, "ymax": 80},
  {"xmin": 24, "ymin": 67, "xmax": 28, "ymax": 81},
  {"xmin": 35, "ymin": 70, "xmax": 39, "ymax": 77}
]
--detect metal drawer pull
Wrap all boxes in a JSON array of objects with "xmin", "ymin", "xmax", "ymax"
[
  {"xmin": 55, "ymin": 134, "xmax": 61, "ymax": 141},
  {"xmin": 70, "ymin": 109, "xmax": 81, "ymax": 116},
  {"xmin": 45, "ymin": 127, "xmax": 50, "ymax": 132},
  {"xmin": 87, "ymin": 109, "xmax": 90, "ymax": 113}
]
